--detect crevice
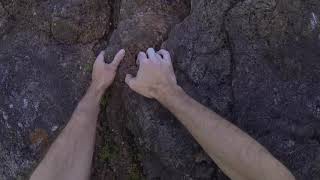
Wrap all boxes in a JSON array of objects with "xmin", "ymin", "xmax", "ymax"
[
  {"xmin": 0, "ymin": 1, "xmax": 17, "ymax": 37},
  {"xmin": 221, "ymin": 0, "xmax": 245, "ymax": 122},
  {"xmin": 92, "ymin": 0, "xmax": 121, "ymax": 54},
  {"xmin": 0, "ymin": 1, "xmax": 12, "ymax": 17},
  {"xmin": 310, "ymin": 134, "xmax": 320, "ymax": 145}
]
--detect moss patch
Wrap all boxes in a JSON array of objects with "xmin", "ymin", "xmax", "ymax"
[
  {"xmin": 129, "ymin": 164, "xmax": 143, "ymax": 180},
  {"xmin": 83, "ymin": 62, "xmax": 93, "ymax": 73},
  {"xmin": 99, "ymin": 143, "xmax": 120, "ymax": 162}
]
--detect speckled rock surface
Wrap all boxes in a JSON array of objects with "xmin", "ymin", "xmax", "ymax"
[
  {"xmin": 1, "ymin": 0, "xmax": 320, "ymax": 179},
  {"xmin": 106, "ymin": 0, "xmax": 320, "ymax": 179},
  {"xmin": 0, "ymin": 0, "xmax": 110, "ymax": 179}
]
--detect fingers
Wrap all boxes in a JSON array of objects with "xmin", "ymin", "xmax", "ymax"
[
  {"xmin": 136, "ymin": 51, "xmax": 147, "ymax": 65},
  {"xmin": 147, "ymin": 48, "xmax": 156, "ymax": 60},
  {"xmin": 136, "ymin": 48, "xmax": 171, "ymax": 65},
  {"xmin": 125, "ymin": 74, "xmax": 137, "ymax": 89},
  {"xmin": 96, "ymin": 51, "xmax": 105, "ymax": 63},
  {"xmin": 156, "ymin": 53, "xmax": 162, "ymax": 60},
  {"xmin": 111, "ymin": 49, "xmax": 126, "ymax": 67},
  {"xmin": 157, "ymin": 49, "xmax": 171, "ymax": 62}
]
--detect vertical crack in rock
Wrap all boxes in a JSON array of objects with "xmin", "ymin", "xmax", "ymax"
[{"xmin": 221, "ymin": 0, "xmax": 245, "ymax": 120}]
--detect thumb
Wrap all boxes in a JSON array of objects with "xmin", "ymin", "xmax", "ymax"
[
  {"xmin": 111, "ymin": 49, "xmax": 126, "ymax": 67},
  {"xmin": 125, "ymin": 74, "xmax": 137, "ymax": 89},
  {"xmin": 96, "ymin": 51, "xmax": 105, "ymax": 63}
]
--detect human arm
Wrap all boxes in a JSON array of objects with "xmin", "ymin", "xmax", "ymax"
[
  {"xmin": 30, "ymin": 49, "xmax": 125, "ymax": 180},
  {"xmin": 125, "ymin": 48, "xmax": 295, "ymax": 180}
]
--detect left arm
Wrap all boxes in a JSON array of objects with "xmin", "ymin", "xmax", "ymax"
[{"xmin": 30, "ymin": 49, "xmax": 125, "ymax": 180}]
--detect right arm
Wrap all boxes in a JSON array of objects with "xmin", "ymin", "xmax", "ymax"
[{"xmin": 125, "ymin": 48, "xmax": 295, "ymax": 180}]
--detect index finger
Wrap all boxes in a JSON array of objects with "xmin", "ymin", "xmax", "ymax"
[
  {"xmin": 157, "ymin": 49, "xmax": 171, "ymax": 61},
  {"xmin": 111, "ymin": 49, "xmax": 126, "ymax": 67}
]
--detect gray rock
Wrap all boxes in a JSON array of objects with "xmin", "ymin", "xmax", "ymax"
[
  {"xmin": 1, "ymin": 0, "xmax": 320, "ymax": 179},
  {"xmin": 106, "ymin": 0, "xmax": 320, "ymax": 179},
  {"xmin": 0, "ymin": 0, "xmax": 108, "ymax": 179},
  {"xmin": 51, "ymin": 0, "xmax": 111, "ymax": 44},
  {"xmin": 0, "ymin": 2, "xmax": 11, "ymax": 37},
  {"xmin": 227, "ymin": 0, "xmax": 320, "ymax": 179}
]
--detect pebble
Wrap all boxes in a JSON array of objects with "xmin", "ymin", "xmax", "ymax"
[
  {"xmin": 23, "ymin": 99, "xmax": 28, "ymax": 108},
  {"xmin": 311, "ymin": 12, "xmax": 318, "ymax": 31},
  {"xmin": 51, "ymin": 125, "xmax": 59, "ymax": 132},
  {"xmin": 18, "ymin": 123, "xmax": 23, "ymax": 128},
  {"xmin": 2, "ymin": 111, "xmax": 8, "ymax": 120}
]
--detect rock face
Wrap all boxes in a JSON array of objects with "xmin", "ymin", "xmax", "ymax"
[
  {"xmin": 106, "ymin": 0, "xmax": 320, "ymax": 179},
  {"xmin": 226, "ymin": 1, "xmax": 320, "ymax": 179},
  {"xmin": 1, "ymin": 0, "xmax": 320, "ymax": 179},
  {"xmin": 0, "ymin": 0, "xmax": 110, "ymax": 179}
]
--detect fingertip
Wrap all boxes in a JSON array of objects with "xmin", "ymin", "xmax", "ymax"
[
  {"xmin": 96, "ymin": 50, "xmax": 106, "ymax": 62},
  {"xmin": 112, "ymin": 49, "xmax": 126, "ymax": 66},
  {"xmin": 157, "ymin": 49, "xmax": 171, "ymax": 61},
  {"xmin": 117, "ymin": 48, "xmax": 126, "ymax": 57},
  {"xmin": 138, "ymin": 51, "xmax": 147, "ymax": 59},
  {"xmin": 156, "ymin": 53, "xmax": 162, "ymax": 60},
  {"xmin": 138, "ymin": 51, "xmax": 146, "ymax": 56},
  {"xmin": 119, "ymin": 49, "xmax": 125, "ymax": 55},
  {"xmin": 125, "ymin": 74, "xmax": 133, "ymax": 84},
  {"xmin": 147, "ymin": 48, "xmax": 156, "ymax": 59},
  {"xmin": 147, "ymin": 47, "xmax": 155, "ymax": 52}
]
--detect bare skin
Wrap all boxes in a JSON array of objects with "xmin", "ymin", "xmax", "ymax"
[
  {"xmin": 30, "ymin": 46, "xmax": 295, "ymax": 180},
  {"xmin": 125, "ymin": 48, "xmax": 296, "ymax": 180},
  {"xmin": 30, "ymin": 49, "xmax": 125, "ymax": 180}
]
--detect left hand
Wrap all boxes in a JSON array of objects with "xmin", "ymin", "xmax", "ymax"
[{"xmin": 91, "ymin": 49, "xmax": 125, "ymax": 92}]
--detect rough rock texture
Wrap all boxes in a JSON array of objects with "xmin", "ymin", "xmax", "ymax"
[
  {"xmin": 1, "ymin": 0, "xmax": 320, "ymax": 179},
  {"xmin": 0, "ymin": 0, "xmax": 110, "ymax": 179},
  {"xmin": 227, "ymin": 0, "xmax": 320, "ymax": 179},
  {"xmin": 105, "ymin": 0, "xmax": 320, "ymax": 179}
]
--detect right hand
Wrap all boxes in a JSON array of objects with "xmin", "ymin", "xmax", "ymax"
[{"xmin": 125, "ymin": 48, "xmax": 178, "ymax": 99}]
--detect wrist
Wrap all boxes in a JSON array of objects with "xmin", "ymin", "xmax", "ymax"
[
  {"xmin": 87, "ymin": 83, "xmax": 106, "ymax": 101},
  {"xmin": 155, "ymin": 84, "xmax": 185, "ymax": 104}
]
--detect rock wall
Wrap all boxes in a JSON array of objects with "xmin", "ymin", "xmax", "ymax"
[
  {"xmin": 1, "ymin": 0, "xmax": 320, "ymax": 179},
  {"xmin": 105, "ymin": 0, "xmax": 320, "ymax": 179},
  {"xmin": 0, "ymin": 0, "xmax": 111, "ymax": 179}
]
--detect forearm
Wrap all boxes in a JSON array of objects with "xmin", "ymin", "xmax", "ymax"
[
  {"xmin": 157, "ymin": 86, "xmax": 294, "ymax": 180},
  {"xmin": 30, "ymin": 85, "xmax": 103, "ymax": 180}
]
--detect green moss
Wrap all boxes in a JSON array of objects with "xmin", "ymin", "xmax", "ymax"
[
  {"xmin": 99, "ymin": 143, "xmax": 120, "ymax": 162},
  {"xmin": 83, "ymin": 63, "xmax": 93, "ymax": 73},
  {"xmin": 129, "ymin": 165, "xmax": 143, "ymax": 180},
  {"xmin": 100, "ymin": 95, "xmax": 108, "ymax": 108}
]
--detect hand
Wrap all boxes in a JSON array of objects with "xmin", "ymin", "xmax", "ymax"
[
  {"xmin": 125, "ymin": 48, "xmax": 178, "ymax": 99},
  {"xmin": 91, "ymin": 49, "xmax": 125, "ymax": 92}
]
